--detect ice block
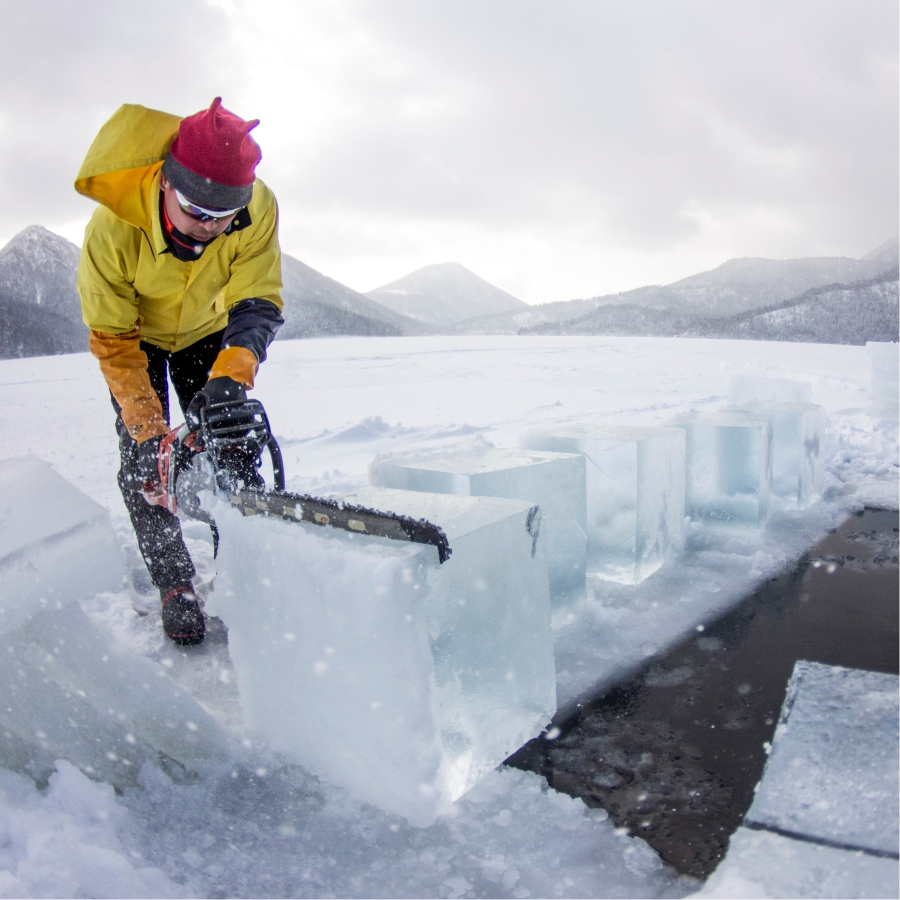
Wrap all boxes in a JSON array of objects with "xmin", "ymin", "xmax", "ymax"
[
  {"xmin": 370, "ymin": 447, "xmax": 586, "ymax": 613},
  {"xmin": 0, "ymin": 457, "xmax": 126, "ymax": 636},
  {"xmin": 867, "ymin": 341, "xmax": 899, "ymax": 419},
  {"xmin": 737, "ymin": 403, "xmax": 824, "ymax": 508},
  {"xmin": 697, "ymin": 826, "xmax": 898, "ymax": 899},
  {"xmin": 206, "ymin": 486, "xmax": 556, "ymax": 826},
  {"xmin": 701, "ymin": 662, "xmax": 900, "ymax": 898},
  {"xmin": 0, "ymin": 601, "xmax": 227, "ymax": 788},
  {"xmin": 521, "ymin": 426, "xmax": 685, "ymax": 584},
  {"xmin": 728, "ymin": 375, "xmax": 812, "ymax": 405},
  {"xmin": 673, "ymin": 410, "xmax": 772, "ymax": 527},
  {"xmin": 746, "ymin": 661, "xmax": 898, "ymax": 857}
]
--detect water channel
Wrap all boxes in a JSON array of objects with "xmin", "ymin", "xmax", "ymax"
[{"xmin": 506, "ymin": 508, "xmax": 900, "ymax": 879}]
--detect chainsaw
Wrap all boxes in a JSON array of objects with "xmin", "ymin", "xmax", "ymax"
[{"xmin": 142, "ymin": 399, "xmax": 451, "ymax": 563}]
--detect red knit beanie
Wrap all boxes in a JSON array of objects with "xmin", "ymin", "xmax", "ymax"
[{"xmin": 161, "ymin": 98, "xmax": 261, "ymax": 209}]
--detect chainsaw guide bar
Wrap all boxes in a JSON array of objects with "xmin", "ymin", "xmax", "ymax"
[
  {"xmin": 155, "ymin": 400, "xmax": 452, "ymax": 564},
  {"xmin": 229, "ymin": 489, "xmax": 452, "ymax": 564}
]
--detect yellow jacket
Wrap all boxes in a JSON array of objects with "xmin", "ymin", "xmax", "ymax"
[{"xmin": 75, "ymin": 104, "xmax": 283, "ymax": 441}]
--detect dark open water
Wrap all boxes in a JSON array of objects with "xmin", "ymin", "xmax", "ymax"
[{"xmin": 506, "ymin": 508, "xmax": 899, "ymax": 879}]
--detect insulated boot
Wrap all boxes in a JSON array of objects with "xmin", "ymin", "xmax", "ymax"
[{"xmin": 161, "ymin": 586, "xmax": 205, "ymax": 646}]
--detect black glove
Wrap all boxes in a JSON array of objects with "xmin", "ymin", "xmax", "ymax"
[
  {"xmin": 134, "ymin": 434, "xmax": 163, "ymax": 484},
  {"xmin": 186, "ymin": 376, "xmax": 247, "ymax": 430}
]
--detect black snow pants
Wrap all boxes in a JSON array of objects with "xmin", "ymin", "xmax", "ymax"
[{"xmin": 112, "ymin": 330, "xmax": 225, "ymax": 594}]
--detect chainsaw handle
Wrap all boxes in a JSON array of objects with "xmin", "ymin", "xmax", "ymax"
[{"xmin": 267, "ymin": 433, "xmax": 286, "ymax": 492}]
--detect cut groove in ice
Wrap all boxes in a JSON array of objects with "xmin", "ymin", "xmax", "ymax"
[
  {"xmin": 207, "ymin": 486, "xmax": 556, "ymax": 826},
  {"xmin": 521, "ymin": 426, "xmax": 685, "ymax": 584}
]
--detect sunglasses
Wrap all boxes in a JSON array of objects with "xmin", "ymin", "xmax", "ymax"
[{"xmin": 174, "ymin": 188, "xmax": 241, "ymax": 222}]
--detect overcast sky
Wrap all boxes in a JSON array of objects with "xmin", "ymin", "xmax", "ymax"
[{"xmin": 0, "ymin": 0, "xmax": 896, "ymax": 303}]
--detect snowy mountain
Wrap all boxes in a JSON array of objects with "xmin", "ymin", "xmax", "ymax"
[
  {"xmin": 0, "ymin": 225, "xmax": 82, "ymax": 320},
  {"xmin": 525, "ymin": 267, "xmax": 899, "ymax": 344},
  {"xmin": 0, "ymin": 227, "xmax": 425, "ymax": 358},
  {"xmin": 366, "ymin": 262, "xmax": 526, "ymax": 328},
  {"xmin": 456, "ymin": 240, "xmax": 900, "ymax": 335},
  {"xmin": 861, "ymin": 236, "xmax": 900, "ymax": 265},
  {"xmin": 682, "ymin": 267, "xmax": 900, "ymax": 344},
  {"xmin": 0, "ymin": 225, "xmax": 87, "ymax": 357},
  {"xmin": 636, "ymin": 251, "xmax": 897, "ymax": 317},
  {"xmin": 278, "ymin": 255, "xmax": 428, "ymax": 339}
]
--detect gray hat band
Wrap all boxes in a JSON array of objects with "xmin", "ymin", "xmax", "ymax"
[{"xmin": 161, "ymin": 155, "xmax": 254, "ymax": 210}]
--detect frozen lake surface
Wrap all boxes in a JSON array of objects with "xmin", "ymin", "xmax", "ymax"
[{"xmin": 0, "ymin": 335, "xmax": 895, "ymax": 898}]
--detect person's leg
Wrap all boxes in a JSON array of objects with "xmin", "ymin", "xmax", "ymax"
[{"xmin": 112, "ymin": 342, "xmax": 195, "ymax": 594}]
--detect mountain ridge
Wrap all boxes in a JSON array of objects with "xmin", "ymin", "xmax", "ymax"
[
  {"xmin": 365, "ymin": 261, "xmax": 526, "ymax": 328},
  {"xmin": 451, "ymin": 240, "xmax": 899, "ymax": 335},
  {"xmin": 0, "ymin": 227, "xmax": 896, "ymax": 357},
  {"xmin": 521, "ymin": 266, "xmax": 899, "ymax": 345}
]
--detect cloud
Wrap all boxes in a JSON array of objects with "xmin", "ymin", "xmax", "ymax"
[
  {"xmin": 0, "ymin": 0, "xmax": 896, "ymax": 302},
  {"xmin": 0, "ymin": 0, "xmax": 231, "ymax": 245}
]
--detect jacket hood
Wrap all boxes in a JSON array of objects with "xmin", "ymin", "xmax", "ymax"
[{"xmin": 74, "ymin": 104, "xmax": 183, "ymax": 230}]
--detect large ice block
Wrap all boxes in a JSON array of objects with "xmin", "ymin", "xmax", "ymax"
[
  {"xmin": 867, "ymin": 341, "xmax": 899, "ymax": 419},
  {"xmin": 673, "ymin": 411, "xmax": 772, "ymax": 527},
  {"xmin": 728, "ymin": 374, "xmax": 812, "ymax": 405},
  {"xmin": 736, "ymin": 403, "xmax": 825, "ymax": 508},
  {"xmin": 206, "ymin": 486, "xmax": 556, "ymax": 826},
  {"xmin": 701, "ymin": 662, "xmax": 900, "ymax": 898},
  {"xmin": 697, "ymin": 826, "xmax": 899, "ymax": 899},
  {"xmin": 746, "ymin": 661, "xmax": 898, "ymax": 857},
  {"xmin": 521, "ymin": 426, "xmax": 685, "ymax": 584},
  {"xmin": 0, "ymin": 601, "xmax": 228, "ymax": 788},
  {"xmin": 0, "ymin": 457, "xmax": 125, "ymax": 636},
  {"xmin": 370, "ymin": 447, "xmax": 586, "ymax": 610}
]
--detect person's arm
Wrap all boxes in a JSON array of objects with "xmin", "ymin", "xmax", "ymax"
[
  {"xmin": 204, "ymin": 183, "xmax": 284, "ymax": 390},
  {"xmin": 186, "ymin": 187, "xmax": 285, "ymax": 422},
  {"xmin": 89, "ymin": 328, "xmax": 167, "ymax": 442},
  {"xmin": 78, "ymin": 209, "xmax": 168, "ymax": 443},
  {"xmin": 208, "ymin": 298, "xmax": 284, "ymax": 386}
]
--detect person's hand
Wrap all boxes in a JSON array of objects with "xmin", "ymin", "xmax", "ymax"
[
  {"xmin": 186, "ymin": 376, "xmax": 247, "ymax": 430},
  {"xmin": 135, "ymin": 434, "xmax": 163, "ymax": 484}
]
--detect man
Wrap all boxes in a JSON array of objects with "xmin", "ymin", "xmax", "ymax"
[{"xmin": 75, "ymin": 98, "xmax": 284, "ymax": 647}]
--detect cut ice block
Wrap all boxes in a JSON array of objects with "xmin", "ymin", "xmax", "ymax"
[
  {"xmin": 207, "ymin": 486, "xmax": 555, "ymax": 826},
  {"xmin": 700, "ymin": 661, "xmax": 900, "ymax": 898},
  {"xmin": 370, "ymin": 448, "xmax": 586, "ymax": 611},
  {"xmin": 521, "ymin": 426, "xmax": 685, "ymax": 584},
  {"xmin": 0, "ymin": 457, "xmax": 125, "ymax": 636},
  {"xmin": 698, "ymin": 826, "xmax": 899, "ymax": 899},
  {"xmin": 736, "ymin": 403, "xmax": 825, "ymax": 509},
  {"xmin": 867, "ymin": 341, "xmax": 899, "ymax": 419},
  {"xmin": 746, "ymin": 661, "xmax": 898, "ymax": 857},
  {"xmin": 728, "ymin": 375, "xmax": 812, "ymax": 405},
  {"xmin": 673, "ymin": 410, "xmax": 772, "ymax": 527},
  {"xmin": 0, "ymin": 601, "xmax": 227, "ymax": 788}
]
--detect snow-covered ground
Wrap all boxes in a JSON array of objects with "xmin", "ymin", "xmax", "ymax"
[{"xmin": 0, "ymin": 335, "xmax": 895, "ymax": 898}]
